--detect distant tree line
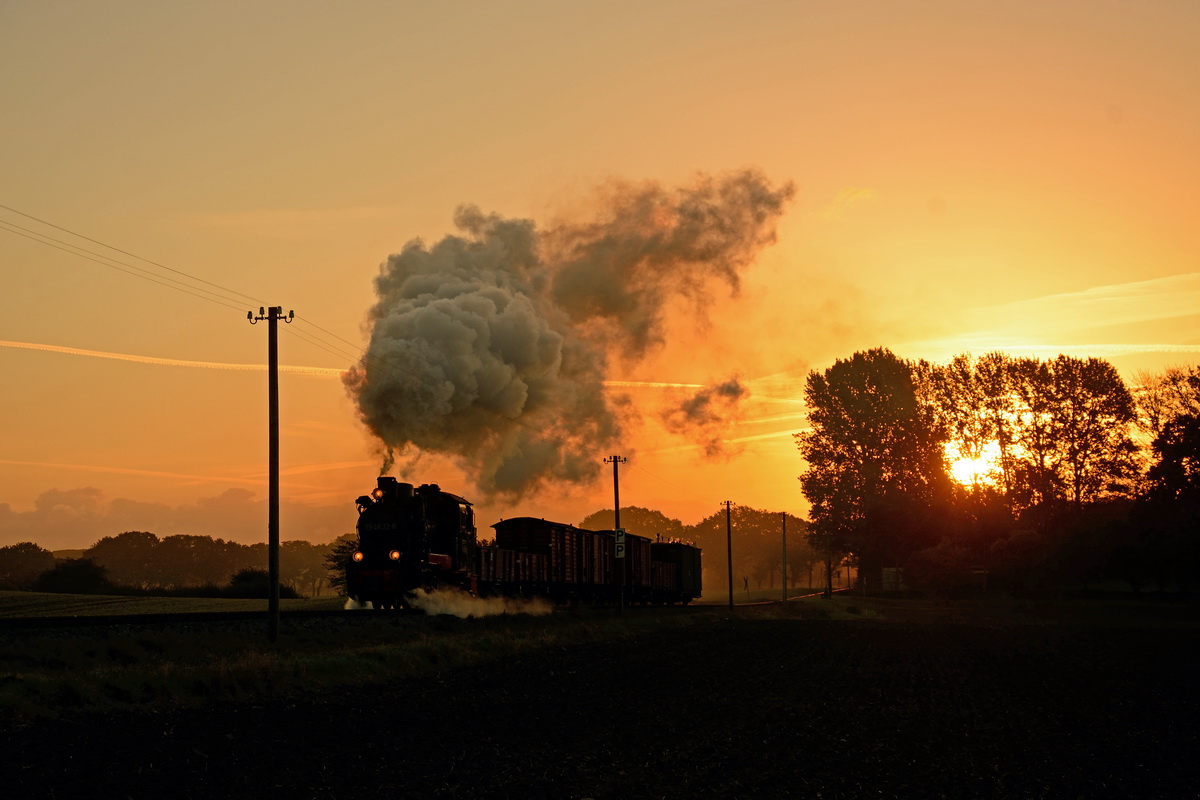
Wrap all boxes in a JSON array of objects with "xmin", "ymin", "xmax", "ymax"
[
  {"xmin": 578, "ymin": 506, "xmax": 825, "ymax": 593},
  {"xmin": 0, "ymin": 532, "xmax": 340, "ymax": 598},
  {"xmin": 797, "ymin": 349, "xmax": 1200, "ymax": 593}
]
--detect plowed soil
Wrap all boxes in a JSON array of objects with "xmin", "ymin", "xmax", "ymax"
[{"xmin": 3, "ymin": 611, "xmax": 1197, "ymax": 799}]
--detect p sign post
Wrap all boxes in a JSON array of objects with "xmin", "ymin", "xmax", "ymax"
[{"xmin": 615, "ymin": 527, "xmax": 626, "ymax": 612}]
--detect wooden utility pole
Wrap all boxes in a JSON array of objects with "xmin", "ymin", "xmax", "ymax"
[
  {"xmin": 248, "ymin": 306, "xmax": 293, "ymax": 642},
  {"xmin": 604, "ymin": 455, "xmax": 626, "ymax": 612},
  {"xmin": 724, "ymin": 500, "xmax": 734, "ymax": 610},
  {"xmin": 781, "ymin": 512, "xmax": 788, "ymax": 603}
]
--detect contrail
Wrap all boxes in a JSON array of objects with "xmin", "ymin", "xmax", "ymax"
[
  {"xmin": 1, "ymin": 339, "xmax": 785, "ymax": 395},
  {"xmin": 643, "ymin": 426, "xmax": 808, "ymax": 455},
  {"xmin": 0, "ymin": 458, "xmax": 268, "ymax": 486},
  {"xmin": 0, "ymin": 457, "xmax": 367, "ymax": 491},
  {"xmin": 0, "ymin": 339, "xmax": 345, "ymax": 376}
]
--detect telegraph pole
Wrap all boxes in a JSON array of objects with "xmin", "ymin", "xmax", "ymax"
[
  {"xmin": 724, "ymin": 500, "xmax": 734, "ymax": 610},
  {"xmin": 781, "ymin": 511, "xmax": 788, "ymax": 603},
  {"xmin": 604, "ymin": 455, "xmax": 627, "ymax": 612},
  {"xmin": 248, "ymin": 306, "xmax": 293, "ymax": 643}
]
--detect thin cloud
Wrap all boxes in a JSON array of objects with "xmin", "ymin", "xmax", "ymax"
[
  {"xmin": 0, "ymin": 458, "xmax": 341, "ymax": 493},
  {"xmin": 0, "ymin": 458, "xmax": 257, "ymax": 484},
  {"xmin": 182, "ymin": 204, "xmax": 397, "ymax": 235},
  {"xmin": 0, "ymin": 340, "xmax": 345, "ymax": 376},
  {"xmin": 819, "ymin": 187, "xmax": 879, "ymax": 222},
  {"xmin": 967, "ymin": 272, "xmax": 1200, "ymax": 340},
  {"xmin": 3, "ymin": 339, "xmax": 793, "ymax": 397}
]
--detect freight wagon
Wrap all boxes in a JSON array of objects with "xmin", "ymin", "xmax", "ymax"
[{"xmin": 346, "ymin": 477, "xmax": 702, "ymax": 610}]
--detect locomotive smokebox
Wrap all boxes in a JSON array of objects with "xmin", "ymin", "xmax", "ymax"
[{"xmin": 373, "ymin": 477, "xmax": 414, "ymax": 500}]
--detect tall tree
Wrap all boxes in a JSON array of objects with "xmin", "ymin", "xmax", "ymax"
[
  {"xmin": 1048, "ymin": 355, "xmax": 1138, "ymax": 508},
  {"xmin": 796, "ymin": 348, "xmax": 949, "ymax": 592},
  {"xmin": 975, "ymin": 351, "xmax": 1021, "ymax": 499}
]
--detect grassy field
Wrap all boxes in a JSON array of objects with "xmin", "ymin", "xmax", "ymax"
[
  {"xmin": 0, "ymin": 590, "xmax": 722, "ymax": 721},
  {"xmin": 2, "ymin": 588, "xmax": 1195, "ymax": 724},
  {"xmin": 0, "ymin": 589, "xmax": 345, "ymax": 617}
]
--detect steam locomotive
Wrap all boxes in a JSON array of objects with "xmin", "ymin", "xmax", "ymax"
[{"xmin": 346, "ymin": 477, "xmax": 702, "ymax": 610}]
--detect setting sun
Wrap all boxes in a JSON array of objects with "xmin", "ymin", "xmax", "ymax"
[{"xmin": 946, "ymin": 441, "xmax": 1003, "ymax": 487}]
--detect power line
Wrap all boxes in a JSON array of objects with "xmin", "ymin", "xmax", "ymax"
[
  {"xmin": 0, "ymin": 220, "xmax": 248, "ymax": 313},
  {"xmin": 0, "ymin": 203, "xmax": 746, "ymax": 503},
  {"xmin": 0, "ymin": 202, "xmax": 264, "ymax": 306}
]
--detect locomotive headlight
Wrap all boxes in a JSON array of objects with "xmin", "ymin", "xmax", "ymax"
[
  {"xmin": 371, "ymin": 488, "xmax": 385, "ymax": 500},
  {"xmin": 389, "ymin": 550, "xmax": 401, "ymax": 561},
  {"xmin": 352, "ymin": 551, "xmax": 364, "ymax": 563}
]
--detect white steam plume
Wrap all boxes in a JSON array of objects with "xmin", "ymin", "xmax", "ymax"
[
  {"xmin": 345, "ymin": 170, "xmax": 794, "ymax": 499},
  {"xmin": 408, "ymin": 587, "xmax": 554, "ymax": 618}
]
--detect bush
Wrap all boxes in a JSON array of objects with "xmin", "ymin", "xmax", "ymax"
[
  {"xmin": 904, "ymin": 540, "xmax": 981, "ymax": 591},
  {"xmin": 225, "ymin": 569, "xmax": 300, "ymax": 599},
  {"xmin": 32, "ymin": 558, "xmax": 114, "ymax": 594}
]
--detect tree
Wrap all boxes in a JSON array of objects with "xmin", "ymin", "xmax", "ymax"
[
  {"xmin": 281, "ymin": 540, "xmax": 333, "ymax": 597},
  {"xmin": 324, "ymin": 534, "xmax": 359, "ymax": 596},
  {"xmin": 1134, "ymin": 413, "xmax": 1200, "ymax": 591},
  {"xmin": 683, "ymin": 505, "xmax": 805, "ymax": 593},
  {"xmin": 796, "ymin": 348, "xmax": 949, "ymax": 593},
  {"xmin": 156, "ymin": 534, "xmax": 254, "ymax": 588},
  {"xmin": 86, "ymin": 531, "xmax": 161, "ymax": 588},
  {"xmin": 0, "ymin": 542, "xmax": 57, "ymax": 589},
  {"xmin": 577, "ymin": 506, "xmax": 686, "ymax": 539},
  {"xmin": 1047, "ymin": 355, "xmax": 1139, "ymax": 508},
  {"xmin": 1133, "ymin": 366, "xmax": 1200, "ymax": 439}
]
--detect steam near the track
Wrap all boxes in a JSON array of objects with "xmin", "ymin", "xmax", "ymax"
[
  {"xmin": 408, "ymin": 587, "xmax": 554, "ymax": 618},
  {"xmin": 345, "ymin": 170, "xmax": 793, "ymax": 498}
]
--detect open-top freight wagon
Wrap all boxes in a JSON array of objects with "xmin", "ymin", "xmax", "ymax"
[{"xmin": 346, "ymin": 477, "xmax": 702, "ymax": 611}]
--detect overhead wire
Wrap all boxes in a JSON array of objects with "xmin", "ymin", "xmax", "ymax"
[
  {"xmin": 0, "ymin": 202, "xmax": 265, "ymax": 307},
  {"xmin": 0, "ymin": 220, "xmax": 249, "ymax": 314},
  {"xmin": 0, "ymin": 202, "xmax": 759, "ymax": 507}
]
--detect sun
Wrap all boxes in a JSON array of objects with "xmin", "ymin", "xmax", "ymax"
[{"xmin": 945, "ymin": 441, "xmax": 1002, "ymax": 486}]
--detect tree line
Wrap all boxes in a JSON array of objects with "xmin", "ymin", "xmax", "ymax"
[
  {"xmin": 577, "ymin": 506, "xmax": 829, "ymax": 593},
  {"xmin": 798, "ymin": 349, "xmax": 1199, "ymax": 593},
  {"xmin": 0, "ymin": 532, "xmax": 335, "ymax": 598}
]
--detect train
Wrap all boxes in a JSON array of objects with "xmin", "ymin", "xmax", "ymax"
[{"xmin": 346, "ymin": 476, "xmax": 702, "ymax": 611}]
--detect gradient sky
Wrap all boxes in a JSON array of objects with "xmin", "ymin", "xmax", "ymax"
[{"xmin": 2, "ymin": 0, "xmax": 1198, "ymax": 549}]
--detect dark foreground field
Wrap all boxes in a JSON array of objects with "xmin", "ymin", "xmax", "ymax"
[{"xmin": 3, "ymin": 601, "xmax": 1198, "ymax": 799}]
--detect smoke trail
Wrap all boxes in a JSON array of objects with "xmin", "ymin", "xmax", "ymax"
[
  {"xmin": 0, "ymin": 340, "xmax": 344, "ymax": 376},
  {"xmin": 408, "ymin": 587, "xmax": 554, "ymax": 618},
  {"xmin": 345, "ymin": 170, "xmax": 794, "ymax": 499},
  {"xmin": 660, "ymin": 376, "xmax": 749, "ymax": 457}
]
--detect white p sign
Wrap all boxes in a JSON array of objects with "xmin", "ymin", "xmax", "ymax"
[{"xmin": 615, "ymin": 528, "xmax": 626, "ymax": 559}]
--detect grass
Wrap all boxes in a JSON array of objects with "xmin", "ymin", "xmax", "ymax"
[
  {"xmin": 0, "ymin": 589, "xmax": 344, "ymax": 617},
  {"xmin": 0, "ymin": 592, "xmax": 717, "ymax": 722},
  {"xmin": 3, "ymin": 588, "xmax": 1195, "ymax": 723}
]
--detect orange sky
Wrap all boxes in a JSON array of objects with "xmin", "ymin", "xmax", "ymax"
[{"xmin": 2, "ymin": 1, "xmax": 1198, "ymax": 549}]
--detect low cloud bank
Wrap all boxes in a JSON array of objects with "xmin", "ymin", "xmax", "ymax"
[{"xmin": 0, "ymin": 487, "xmax": 351, "ymax": 551}]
